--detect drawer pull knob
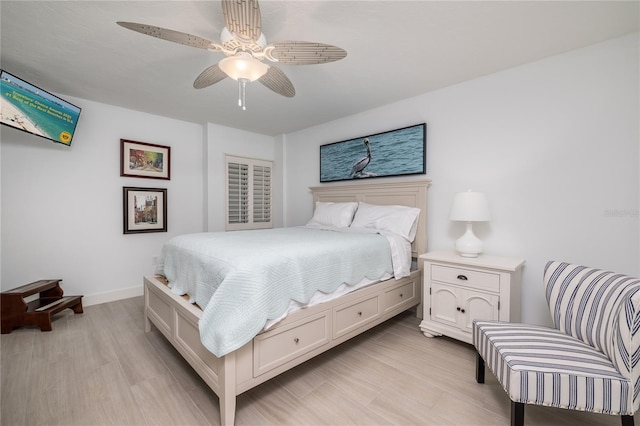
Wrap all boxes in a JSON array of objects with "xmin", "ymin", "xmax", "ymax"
[
  {"xmin": 457, "ymin": 274, "xmax": 468, "ymax": 281},
  {"xmin": 293, "ymin": 337, "xmax": 299, "ymax": 344},
  {"xmin": 357, "ymin": 311, "xmax": 363, "ymax": 316},
  {"xmin": 399, "ymin": 293, "xmax": 404, "ymax": 298},
  {"xmin": 456, "ymin": 307, "xmax": 466, "ymax": 313}
]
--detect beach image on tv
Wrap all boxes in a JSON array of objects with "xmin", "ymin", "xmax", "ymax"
[{"xmin": 0, "ymin": 70, "xmax": 81, "ymax": 145}]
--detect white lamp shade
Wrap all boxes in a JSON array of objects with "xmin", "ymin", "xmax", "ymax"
[
  {"xmin": 450, "ymin": 190, "xmax": 490, "ymax": 258},
  {"xmin": 449, "ymin": 190, "xmax": 491, "ymax": 222},
  {"xmin": 219, "ymin": 53, "xmax": 269, "ymax": 82}
]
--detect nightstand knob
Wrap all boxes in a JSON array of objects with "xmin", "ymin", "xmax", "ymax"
[
  {"xmin": 357, "ymin": 311, "xmax": 363, "ymax": 316},
  {"xmin": 294, "ymin": 337, "xmax": 299, "ymax": 344},
  {"xmin": 457, "ymin": 274, "xmax": 468, "ymax": 281},
  {"xmin": 456, "ymin": 307, "xmax": 461, "ymax": 311}
]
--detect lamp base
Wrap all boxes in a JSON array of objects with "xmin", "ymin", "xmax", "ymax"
[
  {"xmin": 459, "ymin": 252, "xmax": 480, "ymax": 258},
  {"xmin": 455, "ymin": 222, "xmax": 483, "ymax": 258}
]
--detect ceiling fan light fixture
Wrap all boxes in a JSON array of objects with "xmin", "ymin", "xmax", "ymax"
[{"xmin": 219, "ymin": 52, "xmax": 268, "ymax": 82}]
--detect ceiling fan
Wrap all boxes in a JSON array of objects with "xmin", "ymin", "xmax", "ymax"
[{"xmin": 117, "ymin": 0, "xmax": 347, "ymax": 110}]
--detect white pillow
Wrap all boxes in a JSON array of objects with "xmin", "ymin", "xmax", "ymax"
[
  {"xmin": 350, "ymin": 202, "xmax": 421, "ymax": 242},
  {"xmin": 306, "ymin": 202, "xmax": 358, "ymax": 228}
]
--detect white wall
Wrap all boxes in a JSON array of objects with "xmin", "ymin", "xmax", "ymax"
[
  {"xmin": 1, "ymin": 98, "xmax": 205, "ymax": 304},
  {"xmin": 284, "ymin": 34, "xmax": 640, "ymax": 326}
]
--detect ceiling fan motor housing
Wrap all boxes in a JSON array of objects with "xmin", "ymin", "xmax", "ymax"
[{"xmin": 220, "ymin": 27, "xmax": 267, "ymax": 57}]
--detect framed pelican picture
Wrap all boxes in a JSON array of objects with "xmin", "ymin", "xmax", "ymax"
[{"xmin": 319, "ymin": 123, "xmax": 426, "ymax": 183}]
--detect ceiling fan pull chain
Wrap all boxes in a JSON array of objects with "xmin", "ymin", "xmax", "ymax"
[{"xmin": 239, "ymin": 78, "xmax": 248, "ymax": 110}]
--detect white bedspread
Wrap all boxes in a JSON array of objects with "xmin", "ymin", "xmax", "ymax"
[{"xmin": 158, "ymin": 226, "xmax": 398, "ymax": 357}]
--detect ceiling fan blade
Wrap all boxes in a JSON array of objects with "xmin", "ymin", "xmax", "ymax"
[
  {"xmin": 221, "ymin": 0, "xmax": 262, "ymax": 42},
  {"xmin": 258, "ymin": 66, "xmax": 295, "ymax": 98},
  {"xmin": 269, "ymin": 41, "xmax": 347, "ymax": 65},
  {"xmin": 117, "ymin": 22, "xmax": 220, "ymax": 51},
  {"xmin": 193, "ymin": 65, "xmax": 228, "ymax": 89}
]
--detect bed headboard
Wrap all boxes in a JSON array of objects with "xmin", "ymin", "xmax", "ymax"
[{"xmin": 309, "ymin": 179, "xmax": 431, "ymax": 258}]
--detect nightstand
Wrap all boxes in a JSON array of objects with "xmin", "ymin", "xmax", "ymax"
[{"xmin": 418, "ymin": 251, "xmax": 525, "ymax": 344}]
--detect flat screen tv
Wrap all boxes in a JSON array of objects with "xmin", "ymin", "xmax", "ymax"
[{"xmin": 0, "ymin": 69, "xmax": 81, "ymax": 146}]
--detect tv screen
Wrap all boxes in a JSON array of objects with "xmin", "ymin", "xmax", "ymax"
[{"xmin": 0, "ymin": 70, "xmax": 81, "ymax": 146}]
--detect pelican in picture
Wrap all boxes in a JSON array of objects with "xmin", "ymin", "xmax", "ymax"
[{"xmin": 350, "ymin": 138, "xmax": 371, "ymax": 178}]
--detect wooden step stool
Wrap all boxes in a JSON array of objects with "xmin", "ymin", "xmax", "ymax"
[{"xmin": 1, "ymin": 279, "xmax": 83, "ymax": 334}]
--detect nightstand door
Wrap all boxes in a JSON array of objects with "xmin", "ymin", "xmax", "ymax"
[
  {"xmin": 431, "ymin": 284, "xmax": 499, "ymax": 331},
  {"xmin": 460, "ymin": 290, "xmax": 499, "ymax": 333},
  {"xmin": 430, "ymin": 283, "xmax": 458, "ymax": 327}
]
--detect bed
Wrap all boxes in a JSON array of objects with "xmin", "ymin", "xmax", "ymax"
[{"xmin": 143, "ymin": 179, "xmax": 430, "ymax": 425}]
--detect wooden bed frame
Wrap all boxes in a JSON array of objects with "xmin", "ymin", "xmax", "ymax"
[{"xmin": 143, "ymin": 179, "xmax": 431, "ymax": 425}]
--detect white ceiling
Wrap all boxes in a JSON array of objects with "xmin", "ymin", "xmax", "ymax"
[{"xmin": 1, "ymin": 1, "xmax": 638, "ymax": 136}]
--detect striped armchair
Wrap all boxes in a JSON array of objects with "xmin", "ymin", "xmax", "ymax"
[{"xmin": 473, "ymin": 261, "xmax": 640, "ymax": 426}]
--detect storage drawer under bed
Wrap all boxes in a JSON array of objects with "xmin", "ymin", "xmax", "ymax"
[
  {"xmin": 253, "ymin": 310, "xmax": 331, "ymax": 376},
  {"xmin": 384, "ymin": 277, "xmax": 418, "ymax": 312},
  {"xmin": 333, "ymin": 294, "xmax": 381, "ymax": 339}
]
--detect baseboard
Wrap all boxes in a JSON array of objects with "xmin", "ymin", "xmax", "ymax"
[{"xmin": 82, "ymin": 285, "xmax": 143, "ymax": 307}]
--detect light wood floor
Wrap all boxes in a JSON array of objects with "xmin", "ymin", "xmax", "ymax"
[{"xmin": 1, "ymin": 296, "xmax": 636, "ymax": 425}]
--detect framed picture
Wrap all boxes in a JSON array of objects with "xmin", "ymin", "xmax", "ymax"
[
  {"xmin": 120, "ymin": 139, "xmax": 170, "ymax": 180},
  {"xmin": 320, "ymin": 123, "xmax": 426, "ymax": 183},
  {"xmin": 123, "ymin": 187, "xmax": 167, "ymax": 234}
]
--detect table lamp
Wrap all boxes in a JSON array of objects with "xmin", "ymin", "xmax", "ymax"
[{"xmin": 449, "ymin": 190, "xmax": 491, "ymax": 257}]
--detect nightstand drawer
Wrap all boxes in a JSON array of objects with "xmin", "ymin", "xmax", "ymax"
[{"xmin": 431, "ymin": 264, "xmax": 499, "ymax": 293}]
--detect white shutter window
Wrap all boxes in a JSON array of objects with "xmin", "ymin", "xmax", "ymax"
[{"xmin": 225, "ymin": 155, "xmax": 272, "ymax": 230}]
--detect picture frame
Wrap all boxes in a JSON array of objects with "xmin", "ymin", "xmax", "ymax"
[
  {"xmin": 320, "ymin": 123, "xmax": 426, "ymax": 183},
  {"xmin": 123, "ymin": 187, "xmax": 167, "ymax": 234},
  {"xmin": 120, "ymin": 139, "xmax": 170, "ymax": 180}
]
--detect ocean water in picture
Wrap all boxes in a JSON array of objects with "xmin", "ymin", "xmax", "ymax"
[
  {"xmin": 1, "ymin": 72, "xmax": 81, "ymax": 145},
  {"xmin": 320, "ymin": 124, "xmax": 426, "ymax": 182}
]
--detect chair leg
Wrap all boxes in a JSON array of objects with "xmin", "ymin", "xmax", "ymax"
[
  {"xmin": 510, "ymin": 401, "xmax": 524, "ymax": 426},
  {"xmin": 476, "ymin": 352, "xmax": 485, "ymax": 384},
  {"xmin": 621, "ymin": 415, "xmax": 634, "ymax": 426}
]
